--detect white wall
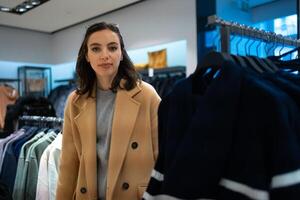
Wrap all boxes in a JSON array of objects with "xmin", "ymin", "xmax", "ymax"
[
  {"xmin": 0, "ymin": 26, "xmax": 52, "ymax": 64},
  {"xmin": 52, "ymin": 0, "xmax": 197, "ymax": 75}
]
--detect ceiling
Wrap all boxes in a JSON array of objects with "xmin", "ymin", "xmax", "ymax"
[
  {"xmin": 248, "ymin": 0, "xmax": 277, "ymax": 7},
  {"xmin": 0, "ymin": 0, "xmax": 280, "ymax": 34},
  {"xmin": 0, "ymin": 0, "xmax": 143, "ymax": 33}
]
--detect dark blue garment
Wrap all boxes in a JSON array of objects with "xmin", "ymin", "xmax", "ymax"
[
  {"xmin": 48, "ymin": 84, "xmax": 76, "ymax": 118},
  {"xmin": 0, "ymin": 127, "xmax": 38, "ymax": 193},
  {"xmin": 262, "ymin": 72, "xmax": 300, "ymax": 110},
  {"xmin": 277, "ymin": 69, "xmax": 300, "ymax": 85},
  {"xmin": 0, "ymin": 180, "xmax": 11, "ymax": 200},
  {"xmin": 145, "ymin": 62, "xmax": 300, "ymax": 200},
  {"xmin": 13, "ymin": 128, "xmax": 47, "ymax": 158}
]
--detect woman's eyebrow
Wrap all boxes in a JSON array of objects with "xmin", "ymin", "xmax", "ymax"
[
  {"xmin": 107, "ymin": 42, "xmax": 118, "ymax": 45},
  {"xmin": 89, "ymin": 42, "xmax": 102, "ymax": 47}
]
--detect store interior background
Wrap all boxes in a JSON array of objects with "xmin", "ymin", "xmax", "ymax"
[{"xmin": 0, "ymin": 0, "xmax": 298, "ymax": 92}]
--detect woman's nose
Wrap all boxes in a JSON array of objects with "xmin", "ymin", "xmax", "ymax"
[{"xmin": 100, "ymin": 50, "xmax": 109, "ymax": 60}]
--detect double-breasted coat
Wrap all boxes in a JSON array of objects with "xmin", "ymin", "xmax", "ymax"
[{"xmin": 56, "ymin": 81, "xmax": 161, "ymax": 200}]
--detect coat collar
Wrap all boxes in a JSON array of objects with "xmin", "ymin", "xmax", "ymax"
[
  {"xmin": 73, "ymin": 79, "xmax": 141, "ymax": 107},
  {"xmin": 73, "ymin": 80, "xmax": 142, "ymax": 199}
]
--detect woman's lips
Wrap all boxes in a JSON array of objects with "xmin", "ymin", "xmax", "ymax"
[{"xmin": 98, "ymin": 63, "xmax": 113, "ymax": 68}]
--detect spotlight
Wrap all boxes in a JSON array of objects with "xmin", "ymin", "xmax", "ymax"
[
  {"xmin": 25, "ymin": 3, "xmax": 33, "ymax": 9},
  {"xmin": 16, "ymin": 7, "xmax": 27, "ymax": 12},
  {"xmin": 31, "ymin": 0, "xmax": 41, "ymax": 6},
  {"xmin": 0, "ymin": 0, "xmax": 49, "ymax": 15},
  {"xmin": 0, "ymin": 7, "xmax": 11, "ymax": 12}
]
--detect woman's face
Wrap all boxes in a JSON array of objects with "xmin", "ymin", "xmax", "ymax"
[{"xmin": 86, "ymin": 29, "xmax": 123, "ymax": 84}]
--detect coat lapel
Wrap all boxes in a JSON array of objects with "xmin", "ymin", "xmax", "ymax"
[
  {"xmin": 74, "ymin": 91, "xmax": 97, "ymax": 199},
  {"xmin": 107, "ymin": 85, "xmax": 141, "ymax": 199}
]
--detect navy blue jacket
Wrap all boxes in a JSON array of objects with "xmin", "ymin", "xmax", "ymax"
[{"xmin": 144, "ymin": 63, "xmax": 300, "ymax": 200}]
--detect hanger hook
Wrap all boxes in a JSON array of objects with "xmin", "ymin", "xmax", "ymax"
[
  {"xmin": 244, "ymin": 26, "xmax": 251, "ymax": 56},
  {"xmin": 248, "ymin": 27, "xmax": 259, "ymax": 56},
  {"xmin": 263, "ymin": 30, "xmax": 270, "ymax": 56},
  {"xmin": 212, "ymin": 27, "xmax": 220, "ymax": 51},
  {"xmin": 279, "ymin": 35, "xmax": 285, "ymax": 57},
  {"xmin": 266, "ymin": 32, "xmax": 276, "ymax": 56},
  {"xmin": 236, "ymin": 24, "xmax": 244, "ymax": 55},
  {"xmin": 248, "ymin": 38, "xmax": 257, "ymax": 56},
  {"xmin": 256, "ymin": 30, "xmax": 263, "ymax": 56}
]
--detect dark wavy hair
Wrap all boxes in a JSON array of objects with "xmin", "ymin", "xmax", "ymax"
[{"xmin": 75, "ymin": 22, "xmax": 140, "ymax": 97}]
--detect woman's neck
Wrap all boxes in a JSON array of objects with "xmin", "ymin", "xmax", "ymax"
[{"xmin": 97, "ymin": 78, "xmax": 112, "ymax": 91}]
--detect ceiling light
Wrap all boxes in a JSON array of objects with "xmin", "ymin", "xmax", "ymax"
[
  {"xmin": 25, "ymin": 3, "xmax": 33, "ymax": 9},
  {"xmin": 31, "ymin": 1, "xmax": 41, "ymax": 6},
  {"xmin": 16, "ymin": 7, "xmax": 27, "ymax": 12},
  {"xmin": 0, "ymin": 7, "xmax": 11, "ymax": 12},
  {"xmin": 0, "ymin": 0, "xmax": 49, "ymax": 15}
]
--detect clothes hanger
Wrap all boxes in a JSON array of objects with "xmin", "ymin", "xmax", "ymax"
[
  {"xmin": 193, "ymin": 51, "xmax": 235, "ymax": 89},
  {"xmin": 196, "ymin": 51, "xmax": 235, "ymax": 70},
  {"xmin": 268, "ymin": 45, "xmax": 300, "ymax": 72},
  {"xmin": 250, "ymin": 56, "xmax": 275, "ymax": 73},
  {"xmin": 268, "ymin": 46, "xmax": 300, "ymax": 61},
  {"xmin": 262, "ymin": 58, "xmax": 279, "ymax": 71},
  {"xmin": 231, "ymin": 54, "xmax": 248, "ymax": 68},
  {"xmin": 242, "ymin": 55, "xmax": 264, "ymax": 73},
  {"xmin": 260, "ymin": 38, "xmax": 280, "ymax": 71}
]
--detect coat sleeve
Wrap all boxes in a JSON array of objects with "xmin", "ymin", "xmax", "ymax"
[
  {"xmin": 56, "ymin": 92, "xmax": 79, "ymax": 200},
  {"xmin": 150, "ymin": 87, "xmax": 161, "ymax": 162},
  {"xmin": 143, "ymin": 94, "xmax": 169, "ymax": 200}
]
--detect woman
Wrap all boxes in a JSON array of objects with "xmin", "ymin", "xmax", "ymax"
[{"xmin": 56, "ymin": 22, "xmax": 161, "ymax": 200}]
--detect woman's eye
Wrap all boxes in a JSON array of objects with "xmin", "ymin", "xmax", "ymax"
[
  {"xmin": 109, "ymin": 46, "xmax": 118, "ymax": 51},
  {"xmin": 91, "ymin": 47, "xmax": 100, "ymax": 52}
]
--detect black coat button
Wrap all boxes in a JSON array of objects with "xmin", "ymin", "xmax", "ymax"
[
  {"xmin": 122, "ymin": 182, "xmax": 129, "ymax": 190},
  {"xmin": 80, "ymin": 187, "xmax": 87, "ymax": 193},
  {"xmin": 131, "ymin": 142, "xmax": 138, "ymax": 149}
]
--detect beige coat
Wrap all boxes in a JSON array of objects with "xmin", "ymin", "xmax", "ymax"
[{"xmin": 56, "ymin": 81, "xmax": 161, "ymax": 200}]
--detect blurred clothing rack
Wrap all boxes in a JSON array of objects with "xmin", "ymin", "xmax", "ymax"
[
  {"xmin": 54, "ymin": 78, "xmax": 75, "ymax": 83},
  {"xmin": 138, "ymin": 66, "xmax": 186, "ymax": 77},
  {"xmin": 0, "ymin": 79, "xmax": 20, "ymax": 82},
  {"xmin": 19, "ymin": 115, "xmax": 64, "ymax": 124},
  {"xmin": 207, "ymin": 15, "xmax": 300, "ymax": 53}
]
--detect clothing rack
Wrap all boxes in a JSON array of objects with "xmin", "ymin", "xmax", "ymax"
[
  {"xmin": 0, "ymin": 78, "xmax": 20, "ymax": 82},
  {"xmin": 138, "ymin": 66, "xmax": 186, "ymax": 77},
  {"xmin": 18, "ymin": 115, "xmax": 64, "ymax": 127},
  {"xmin": 54, "ymin": 78, "xmax": 75, "ymax": 83},
  {"xmin": 19, "ymin": 115, "xmax": 63, "ymax": 123},
  {"xmin": 207, "ymin": 15, "xmax": 300, "ymax": 53}
]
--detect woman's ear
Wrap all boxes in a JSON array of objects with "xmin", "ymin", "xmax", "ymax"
[{"xmin": 85, "ymin": 55, "xmax": 90, "ymax": 62}]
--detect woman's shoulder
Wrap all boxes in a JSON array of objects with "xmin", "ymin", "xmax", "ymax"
[
  {"xmin": 139, "ymin": 81, "xmax": 156, "ymax": 93},
  {"xmin": 66, "ymin": 90, "xmax": 82, "ymax": 105},
  {"xmin": 67, "ymin": 90, "xmax": 78, "ymax": 99},
  {"xmin": 138, "ymin": 81, "xmax": 161, "ymax": 100}
]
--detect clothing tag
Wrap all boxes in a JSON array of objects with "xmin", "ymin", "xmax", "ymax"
[
  {"xmin": 203, "ymin": 67, "xmax": 212, "ymax": 77},
  {"xmin": 213, "ymin": 69, "xmax": 221, "ymax": 79},
  {"xmin": 148, "ymin": 68, "xmax": 154, "ymax": 77}
]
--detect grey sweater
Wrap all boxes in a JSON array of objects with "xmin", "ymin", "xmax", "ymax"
[{"xmin": 96, "ymin": 88, "xmax": 116, "ymax": 200}]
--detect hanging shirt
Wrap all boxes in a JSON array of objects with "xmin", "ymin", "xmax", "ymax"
[
  {"xmin": 96, "ymin": 88, "xmax": 116, "ymax": 200},
  {"xmin": 48, "ymin": 133, "xmax": 62, "ymax": 200}
]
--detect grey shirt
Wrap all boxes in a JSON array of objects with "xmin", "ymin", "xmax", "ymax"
[{"xmin": 96, "ymin": 88, "xmax": 116, "ymax": 200}]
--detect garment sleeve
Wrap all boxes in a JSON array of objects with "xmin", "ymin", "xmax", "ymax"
[
  {"xmin": 144, "ymin": 96, "xmax": 168, "ymax": 199},
  {"xmin": 56, "ymin": 93, "xmax": 79, "ymax": 200},
  {"xmin": 150, "ymin": 90, "xmax": 161, "ymax": 162},
  {"xmin": 220, "ymin": 81, "xmax": 300, "ymax": 200}
]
